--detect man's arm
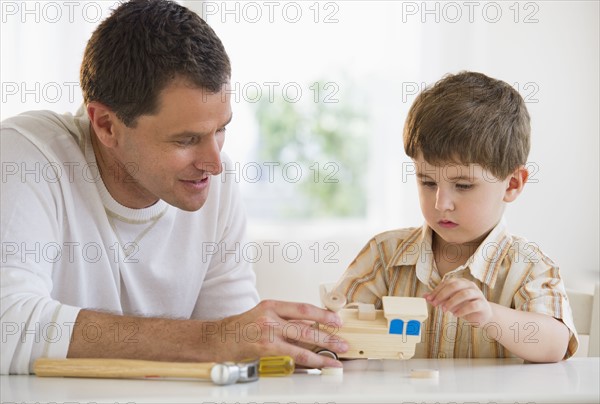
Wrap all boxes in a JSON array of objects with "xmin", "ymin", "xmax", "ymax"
[
  {"xmin": 1, "ymin": 127, "xmax": 77, "ymax": 374},
  {"xmin": 67, "ymin": 300, "xmax": 348, "ymax": 368}
]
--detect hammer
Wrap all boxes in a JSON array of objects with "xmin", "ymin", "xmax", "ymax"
[{"xmin": 33, "ymin": 356, "xmax": 294, "ymax": 385}]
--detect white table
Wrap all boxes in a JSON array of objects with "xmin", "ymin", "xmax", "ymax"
[{"xmin": 1, "ymin": 358, "xmax": 598, "ymax": 403}]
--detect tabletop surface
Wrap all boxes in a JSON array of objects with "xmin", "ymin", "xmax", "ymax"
[{"xmin": 2, "ymin": 357, "xmax": 599, "ymax": 404}]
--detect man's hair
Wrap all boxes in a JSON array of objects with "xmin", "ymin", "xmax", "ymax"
[
  {"xmin": 403, "ymin": 71, "xmax": 530, "ymax": 179},
  {"xmin": 80, "ymin": 0, "xmax": 230, "ymax": 127}
]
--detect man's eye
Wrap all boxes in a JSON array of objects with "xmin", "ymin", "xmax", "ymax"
[
  {"xmin": 177, "ymin": 137, "xmax": 196, "ymax": 146},
  {"xmin": 456, "ymin": 183, "xmax": 473, "ymax": 190},
  {"xmin": 420, "ymin": 181, "xmax": 436, "ymax": 188}
]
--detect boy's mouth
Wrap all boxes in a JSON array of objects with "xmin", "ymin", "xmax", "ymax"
[{"xmin": 438, "ymin": 220, "xmax": 458, "ymax": 229}]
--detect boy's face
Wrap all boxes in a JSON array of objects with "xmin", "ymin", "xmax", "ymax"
[{"xmin": 413, "ymin": 154, "xmax": 524, "ymax": 246}]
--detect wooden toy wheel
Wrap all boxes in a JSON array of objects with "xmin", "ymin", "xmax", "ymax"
[
  {"xmin": 315, "ymin": 349, "xmax": 339, "ymax": 360},
  {"xmin": 322, "ymin": 292, "xmax": 347, "ymax": 312}
]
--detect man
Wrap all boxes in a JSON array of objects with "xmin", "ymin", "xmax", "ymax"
[{"xmin": 0, "ymin": 0, "xmax": 346, "ymax": 374}]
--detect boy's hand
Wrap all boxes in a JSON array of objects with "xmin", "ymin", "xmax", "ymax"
[{"xmin": 424, "ymin": 278, "xmax": 492, "ymax": 325}]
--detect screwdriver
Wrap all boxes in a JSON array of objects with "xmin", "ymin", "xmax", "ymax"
[
  {"xmin": 34, "ymin": 355, "xmax": 295, "ymax": 385},
  {"xmin": 257, "ymin": 355, "xmax": 295, "ymax": 377}
]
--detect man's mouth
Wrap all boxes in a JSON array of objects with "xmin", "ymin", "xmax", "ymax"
[{"xmin": 180, "ymin": 177, "xmax": 210, "ymax": 190}]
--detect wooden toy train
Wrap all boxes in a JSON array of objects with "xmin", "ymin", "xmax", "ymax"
[{"xmin": 317, "ymin": 285, "xmax": 428, "ymax": 360}]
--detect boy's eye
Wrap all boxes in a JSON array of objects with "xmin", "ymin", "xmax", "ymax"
[
  {"xmin": 420, "ymin": 181, "xmax": 437, "ymax": 188},
  {"xmin": 456, "ymin": 183, "xmax": 473, "ymax": 190}
]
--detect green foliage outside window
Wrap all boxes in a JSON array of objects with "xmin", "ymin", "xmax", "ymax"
[{"xmin": 253, "ymin": 80, "xmax": 368, "ymax": 218}]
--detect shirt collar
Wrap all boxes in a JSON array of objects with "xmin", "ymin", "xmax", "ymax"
[
  {"xmin": 387, "ymin": 225, "xmax": 437, "ymax": 288},
  {"xmin": 388, "ymin": 219, "xmax": 512, "ymax": 289},
  {"xmin": 465, "ymin": 218, "xmax": 512, "ymax": 288}
]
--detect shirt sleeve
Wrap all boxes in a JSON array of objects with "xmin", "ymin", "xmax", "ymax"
[
  {"xmin": 331, "ymin": 235, "xmax": 391, "ymax": 308},
  {"xmin": 191, "ymin": 155, "xmax": 260, "ymax": 320},
  {"xmin": 1, "ymin": 128, "xmax": 81, "ymax": 374},
  {"xmin": 511, "ymin": 243, "xmax": 579, "ymax": 359}
]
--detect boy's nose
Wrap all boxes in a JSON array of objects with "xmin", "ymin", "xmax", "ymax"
[{"xmin": 435, "ymin": 189, "xmax": 455, "ymax": 211}]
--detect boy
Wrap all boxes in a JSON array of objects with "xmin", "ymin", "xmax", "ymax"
[{"xmin": 331, "ymin": 71, "xmax": 578, "ymax": 362}]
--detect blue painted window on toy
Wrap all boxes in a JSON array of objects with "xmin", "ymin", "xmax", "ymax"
[
  {"xmin": 407, "ymin": 320, "xmax": 421, "ymax": 336},
  {"xmin": 389, "ymin": 319, "xmax": 404, "ymax": 335}
]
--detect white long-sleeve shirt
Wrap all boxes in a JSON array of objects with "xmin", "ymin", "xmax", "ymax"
[{"xmin": 0, "ymin": 108, "xmax": 259, "ymax": 374}]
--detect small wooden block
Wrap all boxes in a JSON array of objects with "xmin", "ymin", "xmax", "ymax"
[
  {"xmin": 357, "ymin": 303, "xmax": 377, "ymax": 320},
  {"xmin": 321, "ymin": 367, "xmax": 344, "ymax": 376},
  {"xmin": 410, "ymin": 369, "xmax": 439, "ymax": 379}
]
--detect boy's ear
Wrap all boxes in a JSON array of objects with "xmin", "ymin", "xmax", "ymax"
[
  {"xmin": 87, "ymin": 102, "xmax": 120, "ymax": 148},
  {"xmin": 503, "ymin": 166, "xmax": 529, "ymax": 202}
]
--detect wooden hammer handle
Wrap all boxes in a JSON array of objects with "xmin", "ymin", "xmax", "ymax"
[{"xmin": 34, "ymin": 358, "xmax": 215, "ymax": 379}]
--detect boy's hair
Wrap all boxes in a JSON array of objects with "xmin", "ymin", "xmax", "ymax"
[
  {"xmin": 403, "ymin": 71, "xmax": 530, "ymax": 179},
  {"xmin": 80, "ymin": 0, "xmax": 230, "ymax": 127}
]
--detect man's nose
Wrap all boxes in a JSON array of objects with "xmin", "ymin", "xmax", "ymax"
[{"xmin": 195, "ymin": 136, "xmax": 223, "ymax": 175}]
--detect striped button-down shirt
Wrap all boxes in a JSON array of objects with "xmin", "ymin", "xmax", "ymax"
[{"xmin": 332, "ymin": 220, "xmax": 579, "ymax": 359}]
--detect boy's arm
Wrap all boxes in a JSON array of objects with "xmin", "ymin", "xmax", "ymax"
[
  {"xmin": 425, "ymin": 278, "xmax": 570, "ymax": 363},
  {"xmin": 487, "ymin": 303, "xmax": 570, "ymax": 362}
]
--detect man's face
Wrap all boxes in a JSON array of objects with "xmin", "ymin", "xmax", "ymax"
[
  {"xmin": 413, "ymin": 154, "xmax": 511, "ymax": 246},
  {"xmin": 108, "ymin": 79, "xmax": 231, "ymax": 211}
]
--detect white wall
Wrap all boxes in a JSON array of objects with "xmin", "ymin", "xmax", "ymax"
[
  {"xmin": 209, "ymin": 1, "xmax": 598, "ymax": 299},
  {"xmin": 1, "ymin": 1, "xmax": 598, "ymax": 301}
]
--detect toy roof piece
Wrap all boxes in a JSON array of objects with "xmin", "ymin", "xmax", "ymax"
[{"xmin": 382, "ymin": 296, "xmax": 428, "ymax": 321}]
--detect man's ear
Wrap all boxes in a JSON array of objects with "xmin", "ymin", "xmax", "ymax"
[
  {"xmin": 87, "ymin": 102, "xmax": 120, "ymax": 148},
  {"xmin": 503, "ymin": 166, "xmax": 529, "ymax": 202}
]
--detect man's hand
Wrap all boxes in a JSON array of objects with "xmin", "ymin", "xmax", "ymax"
[
  {"xmin": 210, "ymin": 300, "xmax": 348, "ymax": 368},
  {"xmin": 424, "ymin": 278, "xmax": 492, "ymax": 325}
]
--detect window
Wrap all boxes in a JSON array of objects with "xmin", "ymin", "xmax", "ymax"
[
  {"xmin": 389, "ymin": 319, "xmax": 404, "ymax": 335},
  {"xmin": 193, "ymin": 1, "xmax": 424, "ymax": 232},
  {"xmin": 407, "ymin": 320, "xmax": 421, "ymax": 336}
]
